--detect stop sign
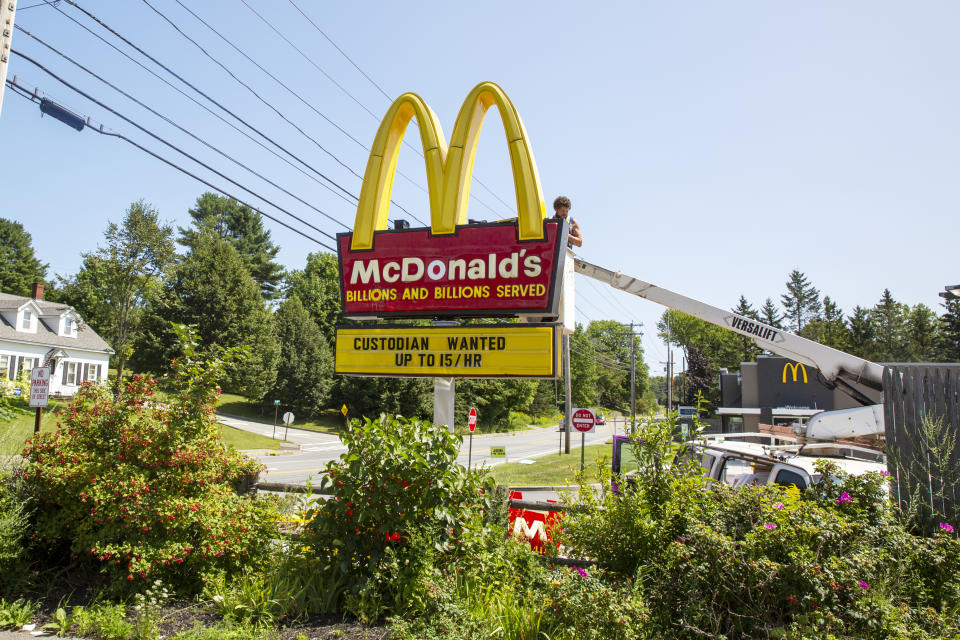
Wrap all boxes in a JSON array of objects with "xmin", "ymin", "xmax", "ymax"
[
  {"xmin": 468, "ymin": 407, "xmax": 477, "ymax": 433},
  {"xmin": 571, "ymin": 408, "xmax": 596, "ymax": 433}
]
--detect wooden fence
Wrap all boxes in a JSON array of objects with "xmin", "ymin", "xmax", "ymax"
[{"xmin": 883, "ymin": 364, "xmax": 960, "ymax": 528}]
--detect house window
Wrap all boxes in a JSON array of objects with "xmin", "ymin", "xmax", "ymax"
[
  {"xmin": 64, "ymin": 362, "xmax": 78, "ymax": 386},
  {"xmin": 0, "ymin": 355, "xmax": 8, "ymax": 379},
  {"xmin": 21, "ymin": 310, "xmax": 32, "ymax": 330},
  {"xmin": 21, "ymin": 358, "xmax": 35, "ymax": 376},
  {"xmin": 84, "ymin": 364, "xmax": 101, "ymax": 382},
  {"xmin": 64, "ymin": 317, "xmax": 73, "ymax": 335}
]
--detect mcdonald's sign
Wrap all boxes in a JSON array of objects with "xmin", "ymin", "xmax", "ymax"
[
  {"xmin": 782, "ymin": 362, "xmax": 808, "ymax": 384},
  {"xmin": 337, "ymin": 82, "xmax": 567, "ymax": 319}
]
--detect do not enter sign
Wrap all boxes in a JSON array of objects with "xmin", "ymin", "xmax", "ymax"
[
  {"xmin": 571, "ymin": 408, "xmax": 596, "ymax": 433},
  {"xmin": 468, "ymin": 407, "xmax": 477, "ymax": 433}
]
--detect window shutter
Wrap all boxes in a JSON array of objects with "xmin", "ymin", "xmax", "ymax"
[
  {"xmin": 82, "ymin": 363, "xmax": 89, "ymax": 382},
  {"xmin": 62, "ymin": 363, "xmax": 68, "ymax": 385}
]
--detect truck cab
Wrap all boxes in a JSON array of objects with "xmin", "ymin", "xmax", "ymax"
[{"xmin": 611, "ymin": 435, "xmax": 886, "ymax": 493}]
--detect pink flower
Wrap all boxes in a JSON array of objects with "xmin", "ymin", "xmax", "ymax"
[
  {"xmin": 879, "ymin": 470, "xmax": 890, "ymax": 476},
  {"xmin": 764, "ymin": 523, "xmax": 777, "ymax": 530},
  {"xmin": 773, "ymin": 503, "xmax": 785, "ymax": 510},
  {"xmin": 836, "ymin": 492, "xmax": 852, "ymax": 505},
  {"xmin": 573, "ymin": 565, "xmax": 588, "ymax": 578},
  {"xmin": 858, "ymin": 580, "xmax": 869, "ymax": 590},
  {"xmin": 940, "ymin": 522, "xmax": 955, "ymax": 533}
]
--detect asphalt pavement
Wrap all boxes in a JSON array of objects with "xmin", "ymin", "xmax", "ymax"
[{"xmin": 218, "ymin": 413, "xmax": 622, "ymax": 491}]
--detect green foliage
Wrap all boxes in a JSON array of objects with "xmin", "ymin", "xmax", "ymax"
[
  {"xmin": 454, "ymin": 378, "xmax": 537, "ymax": 431},
  {"xmin": 56, "ymin": 200, "xmax": 175, "ymax": 391},
  {"xmin": 181, "ymin": 193, "xmax": 285, "ymax": 300},
  {"xmin": 172, "ymin": 620, "xmax": 278, "ymax": 640},
  {"xmin": 543, "ymin": 566, "xmax": 651, "ymax": 640},
  {"xmin": 131, "ymin": 580, "xmax": 170, "ymax": 640},
  {"xmin": 333, "ymin": 376, "xmax": 431, "ymax": 422},
  {"xmin": 304, "ymin": 413, "xmax": 493, "ymax": 620},
  {"xmin": 284, "ymin": 251, "xmax": 342, "ymax": 344},
  {"xmin": 269, "ymin": 296, "xmax": 333, "ymax": 417},
  {"xmin": 559, "ymin": 414, "xmax": 960, "ymax": 638},
  {"xmin": 781, "ymin": 269, "xmax": 822, "ymax": 332},
  {"xmin": 0, "ymin": 217, "xmax": 48, "ymax": 297},
  {"xmin": 0, "ymin": 597, "xmax": 36, "ymax": 629},
  {"xmin": 22, "ymin": 329, "xmax": 278, "ymax": 589},
  {"xmin": 72, "ymin": 602, "xmax": 132, "ymax": 639},
  {"xmin": 163, "ymin": 231, "xmax": 279, "ymax": 400},
  {"xmin": 0, "ymin": 464, "xmax": 31, "ymax": 585}
]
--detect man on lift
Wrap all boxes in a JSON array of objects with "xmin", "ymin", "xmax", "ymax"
[{"xmin": 552, "ymin": 195, "xmax": 582, "ymax": 247}]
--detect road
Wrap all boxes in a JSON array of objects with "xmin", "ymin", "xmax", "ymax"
[{"xmin": 219, "ymin": 414, "xmax": 625, "ymax": 488}]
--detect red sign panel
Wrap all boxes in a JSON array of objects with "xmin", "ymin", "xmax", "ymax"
[
  {"xmin": 338, "ymin": 220, "xmax": 566, "ymax": 318},
  {"xmin": 468, "ymin": 407, "xmax": 477, "ymax": 432},
  {"xmin": 572, "ymin": 408, "xmax": 596, "ymax": 433}
]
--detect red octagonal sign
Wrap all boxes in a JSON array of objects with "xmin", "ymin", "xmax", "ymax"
[{"xmin": 571, "ymin": 408, "xmax": 596, "ymax": 433}]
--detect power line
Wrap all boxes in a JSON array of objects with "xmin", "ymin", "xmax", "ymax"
[
  {"xmin": 140, "ymin": 0, "xmax": 426, "ymax": 226},
  {"xmin": 14, "ymin": 24, "xmax": 350, "ymax": 232},
  {"xmin": 243, "ymin": 0, "xmax": 517, "ymax": 220},
  {"xmin": 38, "ymin": 0, "xmax": 360, "ymax": 211},
  {"xmin": 8, "ymin": 56, "xmax": 338, "ymax": 247},
  {"xmin": 58, "ymin": 0, "xmax": 372, "ymax": 215},
  {"xmin": 7, "ymin": 77, "xmax": 333, "ymax": 250},
  {"xmin": 285, "ymin": 0, "xmax": 391, "ymax": 102}
]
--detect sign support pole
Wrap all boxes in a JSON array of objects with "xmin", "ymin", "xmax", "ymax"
[
  {"xmin": 273, "ymin": 404, "xmax": 278, "ymax": 439},
  {"xmin": 34, "ymin": 407, "xmax": 41, "ymax": 434},
  {"xmin": 468, "ymin": 432, "xmax": 473, "ymax": 469},
  {"xmin": 563, "ymin": 334, "xmax": 572, "ymax": 454},
  {"xmin": 581, "ymin": 431, "xmax": 585, "ymax": 472}
]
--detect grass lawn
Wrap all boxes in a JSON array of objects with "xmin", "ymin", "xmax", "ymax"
[
  {"xmin": 484, "ymin": 442, "xmax": 614, "ymax": 487},
  {"xmin": 219, "ymin": 425, "xmax": 281, "ymax": 451},
  {"xmin": 216, "ymin": 393, "xmax": 343, "ymax": 434},
  {"xmin": 1, "ymin": 398, "xmax": 280, "ymax": 454}
]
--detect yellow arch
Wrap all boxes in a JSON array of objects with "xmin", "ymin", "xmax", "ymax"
[
  {"xmin": 782, "ymin": 362, "xmax": 808, "ymax": 384},
  {"xmin": 351, "ymin": 81, "xmax": 546, "ymax": 250}
]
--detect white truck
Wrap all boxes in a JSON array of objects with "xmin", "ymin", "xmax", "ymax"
[
  {"xmin": 573, "ymin": 258, "xmax": 887, "ymax": 441},
  {"xmin": 572, "ymin": 258, "xmax": 891, "ymax": 491}
]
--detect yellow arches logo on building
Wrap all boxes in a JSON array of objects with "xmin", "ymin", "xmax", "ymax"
[
  {"xmin": 782, "ymin": 362, "xmax": 808, "ymax": 384},
  {"xmin": 351, "ymin": 81, "xmax": 546, "ymax": 251}
]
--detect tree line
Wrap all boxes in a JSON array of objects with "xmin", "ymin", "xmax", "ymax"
[
  {"xmin": 1, "ymin": 195, "xmax": 651, "ymax": 429},
  {"xmin": 653, "ymin": 269, "xmax": 960, "ymax": 409}
]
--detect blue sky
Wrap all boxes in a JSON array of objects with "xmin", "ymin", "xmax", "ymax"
[{"xmin": 2, "ymin": 1, "xmax": 958, "ymax": 374}]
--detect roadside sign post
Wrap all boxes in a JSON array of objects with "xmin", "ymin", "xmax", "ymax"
[
  {"xmin": 272, "ymin": 399, "xmax": 280, "ymax": 439},
  {"xmin": 467, "ymin": 407, "xmax": 477, "ymax": 469},
  {"xmin": 282, "ymin": 411, "xmax": 294, "ymax": 440},
  {"xmin": 29, "ymin": 367, "xmax": 51, "ymax": 434},
  {"xmin": 571, "ymin": 408, "xmax": 596, "ymax": 472}
]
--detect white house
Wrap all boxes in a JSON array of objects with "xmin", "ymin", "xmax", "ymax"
[{"xmin": 0, "ymin": 283, "xmax": 113, "ymax": 397}]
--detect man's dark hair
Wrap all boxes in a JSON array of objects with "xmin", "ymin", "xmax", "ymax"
[{"xmin": 553, "ymin": 196, "xmax": 571, "ymax": 211}]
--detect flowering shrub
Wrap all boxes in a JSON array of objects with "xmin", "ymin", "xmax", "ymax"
[
  {"xmin": 21, "ymin": 328, "xmax": 277, "ymax": 589},
  {"xmin": 559, "ymin": 416, "xmax": 960, "ymax": 639},
  {"xmin": 303, "ymin": 413, "xmax": 493, "ymax": 620}
]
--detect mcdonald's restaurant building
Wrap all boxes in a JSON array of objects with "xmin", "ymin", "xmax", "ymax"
[{"xmin": 716, "ymin": 356, "xmax": 880, "ymax": 433}]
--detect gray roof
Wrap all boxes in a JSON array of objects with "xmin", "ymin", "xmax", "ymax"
[{"xmin": 0, "ymin": 293, "xmax": 114, "ymax": 355}]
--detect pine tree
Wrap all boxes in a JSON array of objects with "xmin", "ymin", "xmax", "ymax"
[
  {"xmin": 270, "ymin": 296, "xmax": 333, "ymax": 415},
  {"xmin": 939, "ymin": 298, "xmax": 960, "ymax": 362},
  {"xmin": 799, "ymin": 296, "xmax": 850, "ymax": 351},
  {"xmin": 870, "ymin": 289, "xmax": 908, "ymax": 362},
  {"xmin": 0, "ymin": 218, "xmax": 48, "ymax": 297},
  {"xmin": 173, "ymin": 232, "xmax": 279, "ymax": 399},
  {"xmin": 904, "ymin": 303, "xmax": 940, "ymax": 362},
  {"xmin": 780, "ymin": 270, "xmax": 821, "ymax": 332},
  {"xmin": 285, "ymin": 252, "xmax": 342, "ymax": 344},
  {"xmin": 732, "ymin": 295, "xmax": 761, "ymax": 363},
  {"xmin": 847, "ymin": 306, "xmax": 875, "ymax": 360},
  {"xmin": 180, "ymin": 193, "xmax": 284, "ymax": 299},
  {"xmin": 759, "ymin": 298, "xmax": 783, "ymax": 328}
]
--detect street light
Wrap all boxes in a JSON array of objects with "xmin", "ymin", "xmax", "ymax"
[{"xmin": 940, "ymin": 285, "xmax": 960, "ymax": 301}]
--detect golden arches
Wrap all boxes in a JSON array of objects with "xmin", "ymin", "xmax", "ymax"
[
  {"xmin": 351, "ymin": 81, "xmax": 546, "ymax": 251},
  {"xmin": 782, "ymin": 362, "xmax": 808, "ymax": 384}
]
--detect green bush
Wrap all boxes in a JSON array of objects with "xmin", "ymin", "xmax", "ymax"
[
  {"xmin": 21, "ymin": 329, "xmax": 279, "ymax": 590},
  {"xmin": 303, "ymin": 413, "xmax": 493, "ymax": 621},
  {"xmin": 0, "ymin": 465, "xmax": 30, "ymax": 585},
  {"xmin": 558, "ymin": 415, "xmax": 960, "ymax": 639}
]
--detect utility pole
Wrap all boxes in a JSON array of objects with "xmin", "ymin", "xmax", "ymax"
[
  {"xmin": 666, "ymin": 313, "xmax": 672, "ymax": 415},
  {"xmin": 0, "ymin": 0, "xmax": 17, "ymax": 117},
  {"xmin": 629, "ymin": 321, "xmax": 636, "ymax": 433}
]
